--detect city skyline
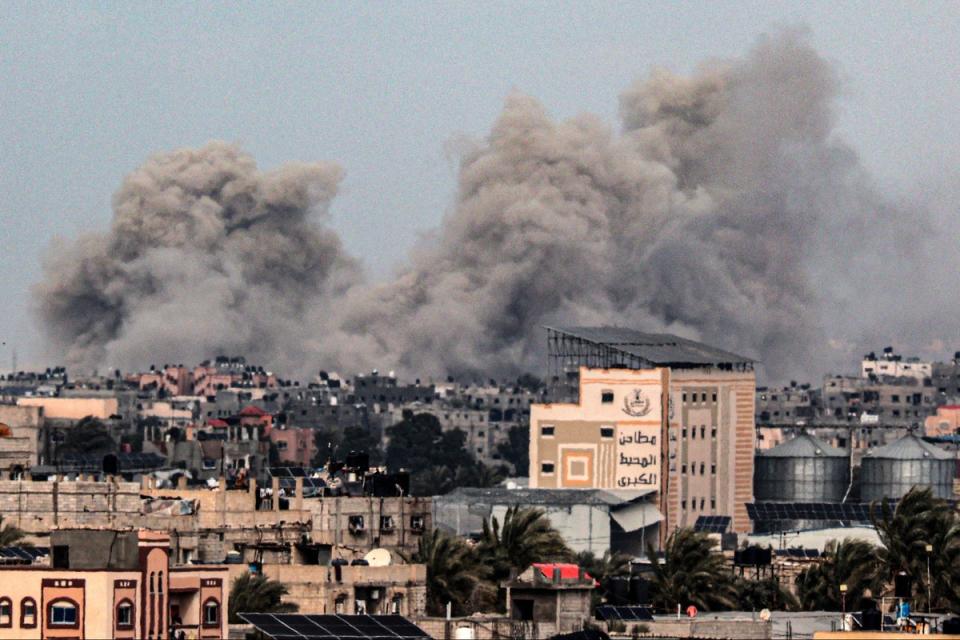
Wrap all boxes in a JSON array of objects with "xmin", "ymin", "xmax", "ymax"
[{"xmin": 2, "ymin": 4, "xmax": 960, "ymax": 383}]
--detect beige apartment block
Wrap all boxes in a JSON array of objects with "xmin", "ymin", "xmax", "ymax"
[{"xmin": 530, "ymin": 365, "xmax": 755, "ymax": 536}]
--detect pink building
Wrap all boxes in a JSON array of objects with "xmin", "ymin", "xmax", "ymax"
[
  {"xmin": 926, "ymin": 405, "xmax": 960, "ymax": 437},
  {"xmin": 267, "ymin": 426, "xmax": 317, "ymax": 467}
]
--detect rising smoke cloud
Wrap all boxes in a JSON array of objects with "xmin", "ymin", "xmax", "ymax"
[{"xmin": 33, "ymin": 30, "xmax": 957, "ymax": 382}]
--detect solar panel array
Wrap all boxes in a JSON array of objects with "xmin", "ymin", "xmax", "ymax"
[
  {"xmin": 0, "ymin": 547, "xmax": 48, "ymax": 562},
  {"xmin": 746, "ymin": 502, "xmax": 873, "ymax": 523},
  {"xmin": 776, "ymin": 548, "xmax": 823, "ymax": 559},
  {"xmin": 239, "ymin": 614, "xmax": 431, "ymax": 640},
  {"xmin": 694, "ymin": 515, "xmax": 731, "ymax": 533},
  {"xmin": 595, "ymin": 606, "xmax": 654, "ymax": 622},
  {"xmin": 268, "ymin": 468, "xmax": 327, "ymax": 494},
  {"xmin": 56, "ymin": 452, "xmax": 167, "ymax": 471}
]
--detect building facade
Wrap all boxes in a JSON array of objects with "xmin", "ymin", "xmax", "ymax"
[{"xmin": 0, "ymin": 529, "xmax": 227, "ymax": 640}]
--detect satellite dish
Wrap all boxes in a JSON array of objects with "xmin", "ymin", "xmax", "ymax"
[
  {"xmin": 364, "ymin": 548, "xmax": 392, "ymax": 567},
  {"xmin": 760, "ymin": 609, "xmax": 771, "ymax": 621}
]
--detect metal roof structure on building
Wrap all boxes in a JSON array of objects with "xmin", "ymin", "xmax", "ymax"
[
  {"xmin": 439, "ymin": 486, "xmax": 654, "ymax": 507},
  {"xmin": 863, "ymin": 433, "xmax": 953, "ymax": 460},
  {"xmin": 759, "ymin": 433, "xmax": 847, "ymax": 458},
  {"xmin": 545, "ymin": 326, "xmax": 754, "ymax": 367}
]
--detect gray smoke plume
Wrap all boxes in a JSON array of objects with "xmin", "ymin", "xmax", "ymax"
[
  {"xmin": 35, "ymin": 30, "xmax": 958, "ymax": 381},
  {"xmin": 35, "ymin": 142, "xmax": 359, "ymax": 370}
]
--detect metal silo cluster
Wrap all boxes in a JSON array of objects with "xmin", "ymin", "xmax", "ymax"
[{"xmin": 754, "ymin": 433, "xmax": 850, "ymax": 503}]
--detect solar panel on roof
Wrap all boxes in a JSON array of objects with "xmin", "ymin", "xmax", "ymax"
[
  {"xmin": 595, "ymin": 606, "xmax": 653, "ymax": 622},
  {"xmin": 239, "ymin": 614, "xmax": 432, "ymax": 640}
]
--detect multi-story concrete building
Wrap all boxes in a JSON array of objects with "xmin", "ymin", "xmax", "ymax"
[
  {"xmin": 861, "ymin": 348, "xmax": 932, "ymax": 382},
  {"xmin": 0, "ymin": 529, "xmax": 228, "ymax": 640},
  {"xmin": 530, "ymin": 327, "xmax": 755, "ymax": 536}
]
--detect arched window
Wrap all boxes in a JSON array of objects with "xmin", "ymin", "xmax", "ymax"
[
  {"xmin": 20, "ymin": 598, "xmax": 36, "ymax": 628},
  {"xmin": 116, "ymin": 599, "xmax": 134, "ymax": 629},
  {"xmin": 390, "ymin": 594, "xmax": 403, "ymax": 615},
  {"xmin": 334, "ymin": 594, "xmax": 347, "ymax": 614},
  {"xmin": 202, "ymin": 598, "xmax": 220, "ymax": 628},
  {"xmin": 48, "ymin": 599, "xmax": 78, "ymax": 628},
  {"xmin": 0, "ymin": 598, "xmax": 11, "ymax": 627}
]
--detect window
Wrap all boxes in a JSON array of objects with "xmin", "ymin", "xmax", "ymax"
[
  {"xmin": 682, "ymin": 428, "xmax": 687, "ymax": 438},
  {"xmin": 203, "ymin": 599, "xmax": 220, "ymax": 627},
  {"xmin": 20, "ymin": 598, "xmax": 36, "ymax": 628},
  {"xmin": 540, "ymin": 425, "xmax": 555, "ymax": 437},
  {"xmin": 691, "ymin": 427, "xmax": 696, "ymax": 440},
  {"xmin": 711, "ymin": 464, "xmax": 716, "ymax": 475},
  {"xmin": 681, "ymin": 464, "xmax": 687, "ymax": 474},
  {"xmin": 711, "ymin": 427, "xmax": 717, "ymax": 438},
  {"xmin": 700, "ymin": 498, "xmax": 705, "ymax": 510},
  {"xmin": 410, "ymin": 515, "xmax": 425, "ymax": 531},
  {"xmin": 380, "ymin": 515, "xmax": 395, "ymax": 530},
  {"xmin": 710, "ymin": 498, "xmax": 716, "ymax": 510},
  {"xmin": 116, "ymin": 600, "xmax": 134, "ymax": 628},
  {"xmin": 700, "ymin": 426, "xmax": 705, "ymax": 439},
  {"xmin": 712, "ymin": 393, "xmax": 717, "ymax": 402},
  {"xmin": 700, "ymin": 463, "xmax": 705, "ymax": 475},
  {"xmin": 541, "ymin": 462, "xmax": 555, "ymax": 474},
  {"xmin": 700, "ymin": 393, "xmax": 707, "ymax": 402},
  {"xmin": 601, "ymin": 391, "xmax": 614, "ymax": 404},
  {"xmin": 682, "ymin": 393, "xmax": 687, "ymax": 403},
  {"xmin": 49, "ymin": 599, "xmax": 78, "ymax": 627},
  {"xmin": 681, "ymin": 500, "xmax": 687, "ymax": 509},
  {"xmin": 391, "ymin": 595, "xmax": 403, "ymax": 615},
  {"xmin": 0, "ymin": 598, "xmax": 10, "ymax": 627},
  {"xmin": 600, "ymin": 426, "xmax": 614, "ymax": 439},
  {"xmin": 276, "ymin": 441, "xmax": 288, "ymax": 450},
  {"xmin": 335, "ymin": 595, "xmax": 347, "ymax": 614},
  {"xmin": 348, "ymin": 515, "xmax": 365, "ymax": 532}
]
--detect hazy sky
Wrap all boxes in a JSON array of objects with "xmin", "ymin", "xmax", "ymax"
[{"xmin": 2, "ymin": 1, "xmax": 959, "ymax": 371}]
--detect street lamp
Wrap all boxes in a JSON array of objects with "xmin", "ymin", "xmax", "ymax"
[
  {"xmin": 926, "ymin": 544, "xmax": 934, "ymax": 612},
  {"xmin": 840, "ymin": 583, "xmax": 848, "ymax": 625}
]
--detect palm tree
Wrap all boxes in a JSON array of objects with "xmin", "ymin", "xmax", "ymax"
[
  {"xmin": 872, "ymin": 486, "xmax": 955, "ymax": 609},
  {"xmin": 576, "ymin": 550, "xmax": 633, "ymax": 605},
  {"xmin": 404, "ymin": 528, "xmax": 490, "ymax": 616},
  {"xmin": 0, "ymin": 516, "xmax": 29, "ymax": 547},
  {"xmin": 796, "ymin": 539, "xmax": 879, "ymax": 611},
  {"xmin": 735, "ymin": 576, "xmax": 798, "ymax": 611},
  {"xmin": 478, "ymin": 506, "xmax": 573, "ymax": 583},
  {"xmin": 228, "ymin": 573, "xmax": 298, "ymax": 624},
  {"xmin": 647, "ymin": 528, "xmax": 737, "ymax": 612}
]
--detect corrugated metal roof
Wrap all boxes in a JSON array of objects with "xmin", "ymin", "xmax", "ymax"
[
  {"xmin": 864, "ymin": 433, "xmax": 953, "ymax": 460},
  {"xmin": 546, "ymin": 325, "xmax": 754, "ymax": 366},
  {"xmin": 760, "ymin": 433, "xmax": 847, "ymax": 458},
  {"xmin": 439, "ymin": 486, "xmax": 653, "ymax": 506}
]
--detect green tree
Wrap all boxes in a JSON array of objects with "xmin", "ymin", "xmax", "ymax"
[
  {"xmin": 0, "ymin": 516, "xmax": 30, "ymax": 547},
  {"xmin": 58, "ymin": 416, "xmax": 117, "ymax": 457},
  {"xmin": 735, "ymin": 576, "xmax": 798, "ymax": 611},
  {"xmin": 795, "ymin": 539, "xmax": 879, "ymax": 611},
  {"xmin": 576, "ymin": 550, "xmax": 633, "ymax": 606},
  {"xmin": 478, "ymin": 506, "xmax": 573, "ymax": 583},
  {"xmin": 647, "ymin": 528, "xmax": 737, "ymax": 612},
  {"xmin": 872, "ymin": 486, "xmax": 955, "ymax": 609},
  {"xmin": 386, "ymin": 414, "xmax": 476, "ymax": 495},
  {"xmin": 403, "ymin": 528, "xmax": 491, "ymax": 616},
  {"xmin": 228, "ymin": 573, "xmax": 298, "ymax": 623},
  {"xmin": 312, "ymin": 426, "xmax": 383, "ymax": 467},
  {"xmin": 497, "ymin": 426, "xmax": 530, "ymax": 475}
]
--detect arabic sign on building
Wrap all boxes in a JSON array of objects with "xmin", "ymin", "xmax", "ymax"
[{"xmin": 615, "ymin": 425, "xmax": 660, "ymax": 489}]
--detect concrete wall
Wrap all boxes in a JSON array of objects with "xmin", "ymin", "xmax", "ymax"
[
  {"xmin": 639, "ymin": 617, "xmax": 771, "ymax": 639},
  {"xmin": 16, "ymin": 397, "xmax": 118, "ymax": 421},
  {"xmin": 0, "ymin": 479, "xmax": 141, "ymax": 533},
  {"xmin": 225, "ymin": 563, "xmax": 427, "ymax": 617}
]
